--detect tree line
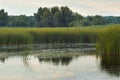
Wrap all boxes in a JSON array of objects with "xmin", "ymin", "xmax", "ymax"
[{"xmin": 0, "ymin": 6, "xmax": 120, "ymax": 27}]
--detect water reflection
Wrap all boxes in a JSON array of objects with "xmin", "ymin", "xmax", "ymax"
[
  {"xmin": 22, "ymin": 52, "xmax": 33, "ymax": 72},
  {"xmin": 38, "ymin": 57, "xmax": 73, "ymax": 66},
  {"xmin": 0, "ymin": 51, "xmax": 33, "ymax": 72},
  {"xmin": 0, "ymin": 47, "xmax": 120, "ymax": 79},
  {"xmin": 0, "ymin": 58, "xmax": 5, "ymax": 63},
  {"xmin": 99, "ymin": 53, "xmax": 120, "ymax": 77}
]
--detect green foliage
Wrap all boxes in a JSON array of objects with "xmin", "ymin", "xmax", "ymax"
[
  {"xmin": 97, "ymin": 25, "xmax": 120, "ymax": 54},
  {"xmin": 70, "ymin": 15, "xmax": 108, "ymax": 27},
  {"xmin": 0, "ymin": 27, "xmax": 102, "ymax": 45},
  {"xmin": 0, "ymin": 25, "xmax": 120, "ymax": 54},
  {"xmin": 34, "ymin": 6, "xmax": 75, "ymax": 27},
  {"xmin": 69, "ymin": 13, "xmax": 84, "ymax": 26},
  {"xmin": 60, "ymin": 6, "xmax": 74, "ymax": 27},
  {"xmin": 0, "ymin": 7, "xmax": 120, "ymax": 27},
  {"xmin": 0, "ymin": 9, "xmax": 8, "ymax": 26},
  {"xmin": 0, "ymin": 29, "xmax": 33, "ymax": 45},
  {"xmin": 80, "ymin": 18, "xmax": 91, "ymax": 26},
  {"xmin": 105, "ymin": 16, "xmax": 120, "ymax": 24},
  {"xmin": 6, "ymin": 15, "xmax": 36, "ymax": 27},
  {"xmin": 27, "ymin": 27, "xmax": 101, "ymax": 43},
  {"xmin": 91, "ymin": 15, "xmax": 107, "ymax": 25}
]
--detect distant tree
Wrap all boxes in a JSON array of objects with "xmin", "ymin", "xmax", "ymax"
[
  {"xmin": 70, "ymin": 13, "xmax": 84, "ymax": 26},
  {"xmin": 87, "ymin": 16, "xmax": 94, "ymax": 25},
  {"xmin": 0, "ymin": 9, "xmax": 8, "ymax": 26},
  {"xmin": 6, "ymin": 16, "xmax": 17, "ymax": 27},
  {"xmin": 105, "ymin": 16, "xmax": 120, "ymax": 24},
  {"xmin": 42, "ymin": 7, "xmax": 51, "ymax": 27},
  {"xmin": 60, "ymin": 6, "xmax": 74, "ymax": 27},
  {"xmin": 81, "ymin": 18, "xmax": 91, "ymax": 26},
  {"xmin": 34, "ymin": 7, "xmax": 51, "ymax": 27},
  {"xmin": 116, "ymin": 17, "xmax": 120, "ymax": 24},
  {"xmin": 16, "ymin": 15, "xmax": 29, "ymax": 26},
  {"xmin": 92, "ymin": 15, "xmax": 107, "ymax": 25},
  {"xmin": 51, "ymin": 6, "xmax": 61, "ymax": 27},
  {"xmin": 53, "ymin": 11, "xmax": 63, "ymax": 27},
  {"xmin": 28, "ymin": 16, "xmax": 36, "ymax": 27},
  {"xmin": 7, "ymin": 15, "xmax": 36, "ymax": 27},
  {"xmin": 34, "ymin": 7, "xmax": 43, "ymax": 27},
  {"xmin": 1, "ymin": 7, "xmax": 120, "ymax": 27},
  {"xmin": 34, "ymin": 6, "xmax": 74, "ymax": 27}
]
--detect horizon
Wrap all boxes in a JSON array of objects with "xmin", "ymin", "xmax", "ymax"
[{"xmin": 0, "ymin": 0, "xmax": 120, "ymax": 16}]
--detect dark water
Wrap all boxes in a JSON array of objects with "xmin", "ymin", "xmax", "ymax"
[{"xmin": 0, "ymin": 44, "xmax": 120, "ymax": 80}]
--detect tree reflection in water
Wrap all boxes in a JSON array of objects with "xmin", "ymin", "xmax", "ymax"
[
  {"xmin": 38, "ymin": 57, "xmax": 73, "ymax": 66},
  {"xmin": 22, "ymin": 53, "xmax": 33, "ymax": 72},
  {"xmin": 100, "ymin": 53, "xmax": 120, "ymax": 77},
  {"xmin": 0, "ymin": 51, "xmax": 33, "ymax": 72},
  {"xmin": 0, "ymin": 58, "xmax": 5, "ymax": 63}
]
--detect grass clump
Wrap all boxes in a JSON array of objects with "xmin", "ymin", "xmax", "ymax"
[
  {"xmin": 0, "ymin": 24, "xmax": 120, "ymax": 55},
  {"xmin": 0, "ymin": 27, "xmax": 101, "ymax": 45},
  {"xmin": 97, "ymin": 25, "xmax": 120, "ymax": 54},
  {"xmin": 27, "ymin": 28, "xmax": 101, "ymax": 43},
  {"xmin": 0, "ymin": 30, "xmax": 33, "ymax": 45}
]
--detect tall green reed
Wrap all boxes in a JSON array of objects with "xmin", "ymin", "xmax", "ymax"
[{"xmin": 97, "ymin": 25, "xmax": 120, "ymax": 54}]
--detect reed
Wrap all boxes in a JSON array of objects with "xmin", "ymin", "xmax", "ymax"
[
  {"xmin": 0, "ymin": 25, "xmax": 120, "ymax": 55},
  {"xmin": 97, "ymin": 25, "xmax": 120, "ymax": 54},
  {"xmin": 27, "ymin": 27, "xmax": 101, "ymax": 43},
  {"xmin": 0, "ymin": 29, "xmax": 33, "ymax": 45},
  {"xmin": 0, "ymin": 27, "xmax": 101, "ymax": 45}
]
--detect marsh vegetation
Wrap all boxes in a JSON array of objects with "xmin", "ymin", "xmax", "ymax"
[{"xmin": 0, "ymin": 25, "xmax": 119, "ymax": 54}]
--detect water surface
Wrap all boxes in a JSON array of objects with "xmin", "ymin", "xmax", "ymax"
[{"xmin": 0, "ymin": 44, "xmax": 119, "ymax": 80}]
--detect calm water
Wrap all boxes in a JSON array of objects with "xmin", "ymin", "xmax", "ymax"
[{"xmin": 0, "ymin": 44, "xmax": 120, "ymax": 80}]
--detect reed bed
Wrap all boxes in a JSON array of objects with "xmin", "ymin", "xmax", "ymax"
[
  {"xmin": 0, "ymin": 32, "xmax": 33, "ymax": 45},
  {"xmin": 0, "ymin": 25, "xmax": 120, "ymax": 54},
  {"xmin": 0, "ymin": 27, "xmax": 102, "ymax": 45},
  {"xmin": 97, "ymin": 25, "xmax": 120, "ymax": 54},
  {"xmin": 28, "ymin": 28, "xmax": 101, "ymax": 43}
]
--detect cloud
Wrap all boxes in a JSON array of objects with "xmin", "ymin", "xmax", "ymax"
[
  {"xmin": 0, "ymin": 0, "xmax": 120, "ymax": 16},
  {"xmin": 79, "ymin": 1, "xmax": 120, "ymax": 16}
]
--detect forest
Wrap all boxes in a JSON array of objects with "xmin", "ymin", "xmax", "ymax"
[{"xmin": 0, "ymin": 6, "xmax": 120, "ymax": 27}]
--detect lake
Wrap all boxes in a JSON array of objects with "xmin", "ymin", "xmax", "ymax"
[{"xmin": 0, "ymin": 43, "xmax": 119, "ymax": 80}]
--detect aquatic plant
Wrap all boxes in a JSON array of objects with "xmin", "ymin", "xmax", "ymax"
[
  {"xmin": 0, "ymin": 27, "xmax": 101, "ymax": 45},
  {"xmin": 97, "ymin": 25, "xmax": 120, "ymax": 54},
  {"xmin": 0, "ymin": 25, "xmax": 120, "ymax": 54}
]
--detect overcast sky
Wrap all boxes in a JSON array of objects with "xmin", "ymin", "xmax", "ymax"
[{"xmin": 0, "ymin": 0, "xmax": 120, "ymax": 16}]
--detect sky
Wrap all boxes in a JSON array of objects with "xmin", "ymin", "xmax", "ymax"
[{"xmin": 0, "ymin": 0, "xmax": 120, "ymax": 16}]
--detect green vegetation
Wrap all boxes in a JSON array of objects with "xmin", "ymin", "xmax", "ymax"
[
  {"xmin": 28, "ymin": 27, "xmax": 101, "ymax": 43},
  {"xmin": 0, "ymin": 6, "xmax": 120, "ymax": 27},
  {"xmin": 0, "ymin": 9, "xmax": 8, "ymax": 26},
  {"xmin": 0, "ymin": 29, "xmax": 33, "ymax": 45},
  {"xmin": 99, "ymin": 53, "xmax": 120, "ymax": 76},
  {"xmin": 0, "ymin": 31, "xmax": 33, "ymax": 45},
  {"xmin": 0, "ymin": 27, "xmax": 102, "ymax": 45},
  {"xmin": 6, "ymin": 15, "xmax": 36, "ymax": 27},
  {"xmin": 97, "ymin": 25, "xmax": 120, "ymax": 54},
  {"xmin": 0, "ymin": 25, "xmax": 120, "ymax": 54}
]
